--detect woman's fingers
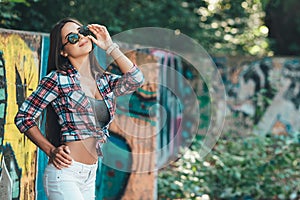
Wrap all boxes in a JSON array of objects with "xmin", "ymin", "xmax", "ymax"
[
  {"xmin": 63, "ymin": 145, "xmax": 70, "ymax": 154},
  {"xmin": 88, "ymin": 24, "xmax": 106, "ymax": 31},
  {"xmin": 87, "ymin": 24, "xmax": 113, "ymax": 50},
  {"xmin": 50, "ymin": 145, "xmax": 73, "ymax": 169}
]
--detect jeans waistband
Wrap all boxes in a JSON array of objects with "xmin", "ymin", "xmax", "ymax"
[{"xmin": 71, "ymin": 160, "xmax": 98, "ymax": 173}]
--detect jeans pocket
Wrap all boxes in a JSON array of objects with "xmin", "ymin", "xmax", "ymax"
[
  {"xmin": 44, "ymin": 164, "xmax": 62, "ymax": 194},
  {"xmin": 59, "ymin": 167, "xmax": 78, "ymax": 182}
]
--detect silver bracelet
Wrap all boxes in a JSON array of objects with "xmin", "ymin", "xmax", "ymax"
[{"xmin": 106, "ymin": 43, "xmax": 119, "ymax": 55}]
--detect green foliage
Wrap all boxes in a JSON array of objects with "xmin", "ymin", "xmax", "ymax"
[
  {"xmin": 158, "ymin": 133, "xmax": 300, "ymax": 199},
  {"xmin": 0, "ymin": 1, "xmax": 22, "ymax": 28},
  {"xmin": 1, "ymin": 0, "xmax": 299, "ymax": 56},
  {"xmin": 190, "ymin": 0, "xmax": 270, "ymax": 56},
  {"xmin": 0, "ymin": 0, "xmax": 273, "ymax": 56}
]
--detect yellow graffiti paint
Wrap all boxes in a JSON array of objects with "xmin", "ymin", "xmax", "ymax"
[{"xmin": 0, "ymin": 33, "xmax": 40, "ymax": 200}]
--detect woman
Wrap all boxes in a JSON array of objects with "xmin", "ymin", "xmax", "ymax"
[{"xmin": 14, "ymin": 18, "xmax": 144, "ymax": 199}]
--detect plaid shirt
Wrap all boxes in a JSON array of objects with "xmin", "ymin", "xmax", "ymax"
[{"xmin": 14, "ymin": 63, "xmax": 144, "ymax": 156}]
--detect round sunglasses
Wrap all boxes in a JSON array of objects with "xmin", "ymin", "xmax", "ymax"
[{"xmin": 61, "ymin": 25, "xmax": 95, "ymax": 49}]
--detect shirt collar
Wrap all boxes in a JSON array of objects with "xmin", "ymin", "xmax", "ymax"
[{"xmin": 66, "ymin": 63, "xmax": 79, "ymax": 77}]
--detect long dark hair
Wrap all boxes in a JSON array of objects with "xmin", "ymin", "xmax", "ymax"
[{"xmin": 45, "ymin": 17, "xmax": 104, "ymax": 146}]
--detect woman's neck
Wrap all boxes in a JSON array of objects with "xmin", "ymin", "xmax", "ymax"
[{"xmin": 69, "ymin": 56, "xmax": 92, "ymax": 77}]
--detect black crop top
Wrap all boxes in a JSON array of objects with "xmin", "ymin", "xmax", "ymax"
[{"xmin": 87, "ymin": 96, "xmax": 110, "ymax": 128}]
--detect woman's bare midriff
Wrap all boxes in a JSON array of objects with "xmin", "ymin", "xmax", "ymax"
[{"xmin": 65, "ymin": 137, "xmax": 98, "ymax": 164}]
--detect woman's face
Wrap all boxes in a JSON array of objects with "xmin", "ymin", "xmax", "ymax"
[{"xmin": 60, "ymin": 22, "xmax": 93, "ymax": 58}]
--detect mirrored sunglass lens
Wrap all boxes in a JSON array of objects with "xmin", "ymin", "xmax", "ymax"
[
  {"xmin": 79, "ymin": 25, "xmax": 90, "ymax": 36},
  {"xmin": 68, "ymin": 34, "xmax": 79, "ymax": 44}
]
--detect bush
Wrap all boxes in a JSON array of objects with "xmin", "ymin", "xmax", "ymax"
[{"xmin": 158, "ymin": 133, "xmax": 300, "ymax": 200}]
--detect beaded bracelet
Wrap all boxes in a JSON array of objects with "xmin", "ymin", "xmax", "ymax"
[{"xmin": 106, "ymin": 43, "xmax": 119, "ymax": 55}]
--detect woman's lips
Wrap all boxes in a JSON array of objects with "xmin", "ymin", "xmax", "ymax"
[{"xmin": 79, "ymin": 40, "xmax": 88, "ymax": 47}]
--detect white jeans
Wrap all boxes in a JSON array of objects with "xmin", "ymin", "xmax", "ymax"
[{"xmin": 43, "ymin": 160, "xmax": 98, "ymax": 200}]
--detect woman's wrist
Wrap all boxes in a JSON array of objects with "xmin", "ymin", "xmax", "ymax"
[
  {"xmin": 106, "ymin": 43, "xmax": 119, "ymax": 55},
  {"xmin": 110, "ymin": 47, "xmax": 125, "ymax": 61}
]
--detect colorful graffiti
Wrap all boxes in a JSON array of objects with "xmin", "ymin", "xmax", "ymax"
[
  {"xmin": 96, "ymin": 133, "xmax": 132, "ymax": 199},
  {"xmin": 0, "ymin": 30, "xmax": 40, "ymax": 200},
  {"xmin": 225, "ymin": 57, "xmax": 300, "ymax": 135},
  {"xmin": 0, "ymin": 28, "xmax": 154, "ymax": 200},
  {"xmin": 1, "ymin": 27, "xmax": 300, "ymax": 200}
]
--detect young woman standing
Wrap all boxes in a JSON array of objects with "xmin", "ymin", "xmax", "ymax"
[{"xmin": 14, "ymin": 18, "xmax": 144, "ymax": 199}]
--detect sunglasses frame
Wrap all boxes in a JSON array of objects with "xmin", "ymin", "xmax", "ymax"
[{"xmin": 61, "ymin": 25, "xmax": 95, "ymax": 49}]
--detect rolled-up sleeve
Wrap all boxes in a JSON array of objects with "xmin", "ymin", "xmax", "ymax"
[
  {"xmin": 109, "ymin": 65, "xmax": 144, "ymax": 96},
  {"xmin": 14, "ymin": 71, "xmax": 59, "ymax": 133}
]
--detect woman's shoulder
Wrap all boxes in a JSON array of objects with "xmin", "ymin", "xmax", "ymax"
[
  {"xmin": 45, "ymin": 69, "xmax": 73, "ymax": 78},
  {"xmin": 42, "ymin": 70, "xmax": 70, "ymax": 84},
  {"xmin": 42, "ymin": 70, "xmax": 58, "ymax": 80}
]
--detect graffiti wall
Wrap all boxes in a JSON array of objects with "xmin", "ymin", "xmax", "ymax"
[
  {"xmin": 216, "ymin": 56, "xmax": 300, "ymax": 136},
  {"xmin": 1, "ymin": 27, "xmax": 300, "ymax": 200},
  {"xmin": 0, "ymin": 28, "xmax": 159, "ymax": 200},
  {"xmin": 0, "ymin": 29, "xmax": 42, "ymax": 200}
]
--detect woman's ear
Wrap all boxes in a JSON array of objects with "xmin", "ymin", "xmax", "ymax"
[{"xmin": 60, "ymin": 50, "xmax": 68, "ymax": 57}]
